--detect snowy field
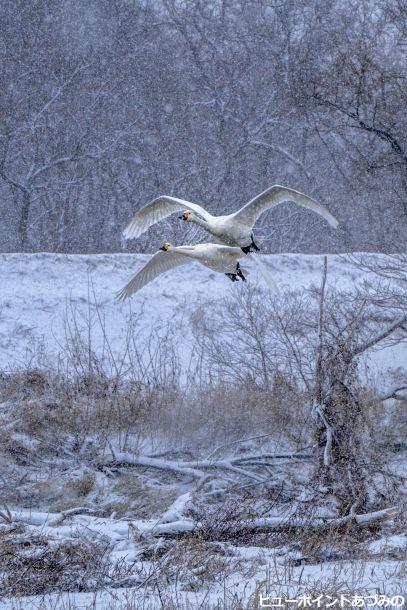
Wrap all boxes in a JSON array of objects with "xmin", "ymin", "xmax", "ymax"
[
  {"xmin": 0, "ymin": 252, "xmax": 404, "ymax": 376},
  {"xmin": 2, "ymin": 538, "xmax": 406, "ymax": 609},
  {"xmin": 0, "ymin": 252, "xmax": 405, "ymax": 609}
]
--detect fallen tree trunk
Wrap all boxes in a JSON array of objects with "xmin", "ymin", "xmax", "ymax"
[
  {"xmin": 98, "ymin": 450, "xmax": 312, "ymax": 484},
  {"xmin": 1, "ymin": 505, "xmax": 398, "ymax": 542},
  {"xmin": 136, "ymin": 506, "xmax": 399, "ymax": 538}
]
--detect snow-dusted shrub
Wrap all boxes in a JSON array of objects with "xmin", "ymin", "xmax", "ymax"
[{"xmin": 0, "ymin": 536, "xmax": 111, "ymax": 596}]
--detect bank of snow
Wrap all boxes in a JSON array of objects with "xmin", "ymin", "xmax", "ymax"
[{"xmin": 0, "ymin": 252, "xmax": 404, "ymax": 377}]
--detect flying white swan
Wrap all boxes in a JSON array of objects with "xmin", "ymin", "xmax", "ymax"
[
  {"xmin": 117, "ymin": 243, "xmax": 277, "ymax": 300},
  {"xmin": 123, "ymin": 185, "xmax": 339, "ymax": 253}
]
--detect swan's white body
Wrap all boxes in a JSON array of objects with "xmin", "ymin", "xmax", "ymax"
[
  {"xmin": 117, "ymin": 244, "xmax": 256, "ymax": 300},
  {"xmin": 123, "ymin": 185, "xmax": 339, "ymax": 248}
]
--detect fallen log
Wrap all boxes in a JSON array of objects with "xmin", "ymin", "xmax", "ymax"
[
  {"xmin": 99, "ymin": 451, "xmax": 311, "ymax": 484},
  {"xmin": 136, "ymin": 506, "xmax": 399, "ymax": 538}
]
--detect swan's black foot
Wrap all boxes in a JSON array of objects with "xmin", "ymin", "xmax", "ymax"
[
  {"xmin": 236, "ymin": 262, "xmax": 246, "ymax": 282},
  {"xmin": 225, "ymin": 273, "xmax": 239, "ymax": 282},
  {"xmin": 241, "ymin": 245, "xmax": 251, "ymax": 254}
]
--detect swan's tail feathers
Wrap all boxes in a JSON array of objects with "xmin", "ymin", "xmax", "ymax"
[
  {"xmin": 249, "ymin": 253, "xmax": 280, "ymax": 295},
  {"xmin": 252, "ymin": 234, "xmax": 266, "ymax": 246}
]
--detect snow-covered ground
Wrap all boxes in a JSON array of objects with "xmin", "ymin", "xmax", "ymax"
[
  {"xmin": 3, "ymin": 544, "xmax": 406, "ymax": 609},
  {"xmin": 1, "ymin": 252, "xmax": 404, "ymax": 376},
  {"xmin": 0, "ymin": 252, "xmax": 405, "ymax": 609}
]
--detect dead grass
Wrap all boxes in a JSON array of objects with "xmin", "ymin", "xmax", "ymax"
[
  {"xmin": 110, "ymin": 475, "xmax": 178, "ymax": 519},
  {"xmin": 0, "ymin": 365, "xmax": 310, "ymax": 459},
  {"xmin": 0, "ymin": 535, "xmax": 112, "ymax": 597}
]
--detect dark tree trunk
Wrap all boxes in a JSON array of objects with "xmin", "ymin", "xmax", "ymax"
[
  {"xmin": 315, "ymin": 380, "xmax": 368, "ymax": 515},
  {"xmin": 18, "ymin": 190, "xmax": 31, "ymax": 251}
]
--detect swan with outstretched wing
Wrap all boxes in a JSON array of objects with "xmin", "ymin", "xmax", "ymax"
[
  {"xmin": 123, "ymin": 185, "xmax": 338, "ymax": 252},
  {"xmin": 117, "ymin": 242, "xmax": 279, "ymax": 300}
]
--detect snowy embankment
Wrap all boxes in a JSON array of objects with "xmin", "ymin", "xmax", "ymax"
[{"xmin": 0, "ymin": 252, "xmax": 404, "ymax": 377}]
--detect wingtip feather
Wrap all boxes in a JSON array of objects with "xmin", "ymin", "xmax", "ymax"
[{"xmin": 116, "ymin": 288, "xmax": 128, "ymax": 302}]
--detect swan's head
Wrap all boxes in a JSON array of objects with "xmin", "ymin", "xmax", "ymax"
[
  {"xmin": 160, "ymin": 242, "xmax": 171, "ymax": 251},
  {"xmin": 179, "ymin": 210, "xmax": 192, "ymax": 221}
]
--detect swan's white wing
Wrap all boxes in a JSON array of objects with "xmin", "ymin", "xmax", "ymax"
[
  {"xmin": 123, "ymin": 196, "xmax": 212, "ymax": 240},
  {"xmin": 248, "ymin": 253, "xmax": 280, "ymax": 295},
  {"xmin": 117, "ymin": 250, "xmax": 189, "ymax": 300},
  {"xmin": 234, "ymin": 185, "xmax": 339, "ymax": 229}
]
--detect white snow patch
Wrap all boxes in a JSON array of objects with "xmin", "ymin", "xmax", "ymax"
[{"xmin": 0, "ymin": 252, "xmax": 404, "ymax": 378}]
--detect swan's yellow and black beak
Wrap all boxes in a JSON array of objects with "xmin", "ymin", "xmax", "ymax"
[
  {"xmin": 178, "ymin": 211, "xmax": 191, "ymax": 220},
  {"xmin": 160, "ymin": 242, "xmax": 171, "ymax": 251}
]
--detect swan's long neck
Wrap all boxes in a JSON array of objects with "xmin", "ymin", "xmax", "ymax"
[
  {"xmin": 190, "ymin": 215, "xmax": 222, "ymax": 241},
  {"xmin": 190, "ymin": 215, "xmax": 209, "ymax": 230}
]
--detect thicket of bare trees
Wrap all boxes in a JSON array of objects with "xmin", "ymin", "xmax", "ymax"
[
  {"xmin": 192, "ymin": 258, "xmax": 406, "ymax": 513},
  {"xmin": 0, "ymin": 0, "xmax": 405, "ymax": 253}
]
